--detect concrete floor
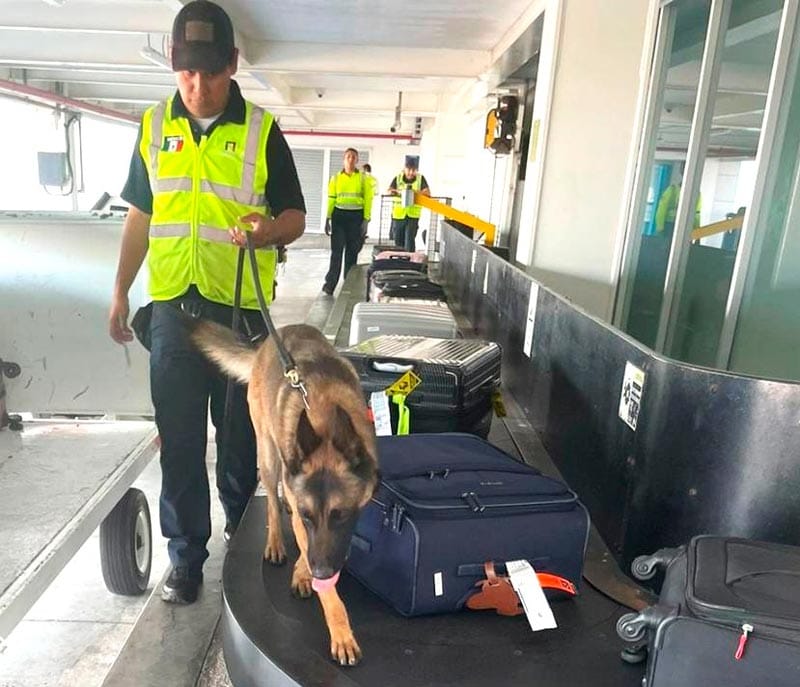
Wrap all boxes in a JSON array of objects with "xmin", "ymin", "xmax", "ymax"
[{"xmin": 0, "ymin": 236, "xmax": 347, "ymax": 687}]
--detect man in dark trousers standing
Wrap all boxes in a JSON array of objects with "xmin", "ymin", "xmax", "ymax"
[
  {"xmin": 108, "ymin": 0, "xmax": 305, "ymax": 604},
  {"xmin": 322, "ymin": 148, "xmax": 373, "ymax": 295},
  {"xmin": 388, "ymin": 155, "xmax": 430, "ymax": 252}
]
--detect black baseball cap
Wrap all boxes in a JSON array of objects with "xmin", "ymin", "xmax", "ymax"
[
  {"xmin": 171, "ymin": 1, "xmax": 236, "ymax": 73},
  {"xmin": 404, "ymin": 155, "xmax": 419, "ymax": 170}
]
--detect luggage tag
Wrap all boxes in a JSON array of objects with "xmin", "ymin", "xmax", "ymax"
[
  {"xmin": 370, "ymin": 392, "xmax": 392, "ymax": 437},
  {"xmin": 465, "ymin": 561, "xmax": 523, "ymax": 616},
  {"xmin": 466, "ymin": 561, "xmax": 575, "ymax": 629},
  {"xmin": 507, "ymin": 559, "xmax": 558, "ymax": 631}
]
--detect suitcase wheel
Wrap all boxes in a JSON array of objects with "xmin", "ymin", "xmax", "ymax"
[
  {"xmin": 631, "ymin": 546, "xmax": 682, "ymax": 580},
  {"xmin": 620, "ymin": 642, "xmax": 648, "ymax": 665},
  {"xmin": 631, "ymin": 555, "xmax": 659, "ymax": 581},
  {"xmin": 616, "ymin": 612, "xmax": 647, "ymax": 643}
]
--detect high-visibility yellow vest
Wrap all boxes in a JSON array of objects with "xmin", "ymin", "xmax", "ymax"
[
  {"xmin": 139, "ymin": 96, "xmax": 277, "ymax": 308},
  {"xmin": 655, "ymin": 184, "xmax": 702, "ymax": 234},
  {"xmin": 392, "ymin": 173, "xmax": 422, "ymax": 220},
  {"xmin": 327, "ymin": 170, "xmax": 372, "ymax": 220}
]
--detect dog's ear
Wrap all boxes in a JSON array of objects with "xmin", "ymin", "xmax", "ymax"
[
  {"xmin": 332, "ymin": 405, "xmax": 376, "ymax": 481},
  {"xmin": 291, "ymin": 409, "xmax": 322, "ymax": 473}
]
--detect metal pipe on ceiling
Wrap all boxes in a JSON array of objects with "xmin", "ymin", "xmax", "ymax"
[
  {"xmin": 281, "ymin": 129, "xmax": 417, "ymax": 141},
  {"xmin": 0, "ymin": 78, "xmax": 138, "ymax": 125}
]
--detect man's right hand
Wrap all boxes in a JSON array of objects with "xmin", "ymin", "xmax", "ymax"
[
  {"xmin": 325, "ymin": 218, "xmax": 332, "ymax": 235},
  {"xmin": 109, "ymin": 292, "xmax": 134, "ymax": 344}
]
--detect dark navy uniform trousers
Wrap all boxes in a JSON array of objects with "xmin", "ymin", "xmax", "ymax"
[{"xmin": 148, "ymin": 288, "xmax": 266, "ymax": 575}]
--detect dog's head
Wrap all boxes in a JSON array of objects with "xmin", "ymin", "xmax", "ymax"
[{"xmin": 284, "ymin": 405, "xmax": 378, "ymax": 583}]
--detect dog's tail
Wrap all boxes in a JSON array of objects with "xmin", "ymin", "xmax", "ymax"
[{"xmin": 190, "ymin": 320, "xmax": 256, "ymax": 383}]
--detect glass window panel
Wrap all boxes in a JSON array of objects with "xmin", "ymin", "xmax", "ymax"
[
  {"xmin": 622, "ymin": 0, "xmax": 712, "ymax": 349},
  {"xmin": 729, "ymin": 23, "xmax": 800, "ymax": 380},
  {"xmin": 665, "ymin": 0, "xmax": 784, "ymax": 366}
]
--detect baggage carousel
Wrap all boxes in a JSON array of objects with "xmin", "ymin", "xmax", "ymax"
[{"xmin": 222, "ymin": 486, "xmax": 646, "ymax": 687}]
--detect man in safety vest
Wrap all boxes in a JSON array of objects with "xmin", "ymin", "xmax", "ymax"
[
  {"xmin": 322, "ymin": 148, "xmax": 373, "ymax": 295},
  {"xmin": 388, "ymin": 155, "xmax": 431, "ymax": 252},
  {"xmin": 108, "ymin": 0, "xmax": 305, "ymax": 605},
  {"xmin": 654, "ymin": 183, "xmax": 702, "ymax": 237}
]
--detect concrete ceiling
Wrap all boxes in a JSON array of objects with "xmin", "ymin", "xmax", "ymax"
[{"xmin": 0, "ymin": 0, "xmax": 534, "ymax": 134}]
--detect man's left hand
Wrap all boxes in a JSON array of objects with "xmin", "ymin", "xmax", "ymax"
[{"xmin": 230, "ymin": 212, "xmax": 275, "ymax": 248}]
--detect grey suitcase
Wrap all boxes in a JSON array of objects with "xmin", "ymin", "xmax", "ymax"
[{"xmin": 348, "ymin": 301, "xmax": 458, "ymax": 346}]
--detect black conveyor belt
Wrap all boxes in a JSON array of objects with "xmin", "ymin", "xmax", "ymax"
[{"xmin": 222, "ymin": 495, "xmax": 644, "ymax": 687}]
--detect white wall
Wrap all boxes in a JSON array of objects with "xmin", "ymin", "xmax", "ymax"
[{"xmin": 523, "ymin": 0, "xmax": 657, "ymax": 319}]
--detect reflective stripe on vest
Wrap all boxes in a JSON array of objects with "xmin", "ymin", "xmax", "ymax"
[
  {"xmin": 392, "ymin": 172, "xmax": 423, "ymax": 219},
  {"xmin": 140, "ymin": 97, "xmax": 277, "ymax": 308},
  {"xmin": 331, "ymin": 171, "xmax": 365, "ymax": 211}
]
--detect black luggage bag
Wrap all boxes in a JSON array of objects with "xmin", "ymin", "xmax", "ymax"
[
  {"xmin": 346, "ymin": 433, "xmax": 590, "ymax": 616},
  {"xmin": 368, "ymin": 270, "xmax": 446, "ymax": 303},
  {"xmin": 341, "ymin": 335, "xmax": 500, "ymax": 438},
  {"xmin": 367, "ymin": 269, "xmax": 431, "ymax": 302},
  {"xmin": 617, "ymin": 535, "xmax": 800, "ymax": 686}
]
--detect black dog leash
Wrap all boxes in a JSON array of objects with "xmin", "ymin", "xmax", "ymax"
[{"xmin": 239, "ymin": 234, "xmax": 309, "ymax": 408}]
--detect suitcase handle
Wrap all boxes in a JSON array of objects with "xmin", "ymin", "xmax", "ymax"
[{"xmin": 371, "ymin": 361, "xmax": 415, "ymax": 373}]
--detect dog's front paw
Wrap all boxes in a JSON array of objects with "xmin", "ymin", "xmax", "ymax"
[
  {"xmin": 330, "ymin": 629, "xmax": 362, "ymax": 666},
  {"xmin": 264, "ymin": 532, "xmax": 286, "ymax": 566},
  {"xmin": 291, "ymin": 560, "xmax": 313, "ymax": 598}
]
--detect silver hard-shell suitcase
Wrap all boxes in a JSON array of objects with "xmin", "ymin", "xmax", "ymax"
[{"xmin": 348, "ymin": 301, "xmax": 458, "ymax": 346}]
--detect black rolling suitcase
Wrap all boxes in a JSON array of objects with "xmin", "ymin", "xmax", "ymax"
[
  {"xmin": 368, "ymin": 269, "xmax": 446, "ymax": 303},
  {"xmin": 346, "ymin": 433, "xmax": 590, "ymax": 616},
  {"xmin": 341, "ymin": 335, "xmax": 501, "ymax": 438},
  {"xmin": 617, "ymin": 535, "xmax": 800, "ymax": 686}
]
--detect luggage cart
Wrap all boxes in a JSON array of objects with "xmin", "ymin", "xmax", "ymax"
[{"xmin": 0, "ymin": 418, "xmax": 158, "ymax": 645}]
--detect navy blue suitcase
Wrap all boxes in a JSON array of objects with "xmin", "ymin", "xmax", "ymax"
[{"xmin": 346, "ymin": 433, "xmax": 590, "ymax": 616}]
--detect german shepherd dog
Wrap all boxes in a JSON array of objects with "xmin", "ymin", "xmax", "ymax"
[{"xmin": 191, "ymin": 321, "xmax": 378, "ymax": 665}]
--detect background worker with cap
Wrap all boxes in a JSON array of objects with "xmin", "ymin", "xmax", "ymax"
[
  {"xmin": 388, "ymin": 155, "xmax": 430, "ymax": 252},
  {"xmin": 108, "ymin": 0, "xmax": 305, "ymax": 605},
  {"xmin": 322, "ymin": 148, "xmax": 372, "ymax": 295}
]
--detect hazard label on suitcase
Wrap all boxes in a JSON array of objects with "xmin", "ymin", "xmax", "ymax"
[{"xmin": 385, "ymin": 370, "xmax": 421, "ymax": 396}]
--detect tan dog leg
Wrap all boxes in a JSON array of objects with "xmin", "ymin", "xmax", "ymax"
[
  {"xmin": 284, "ymin": 484, "xmax": 362, "ymax": 666},
  {"xmin": 260, "ymin": 437, "xmax": 286, "ymax": 565}
]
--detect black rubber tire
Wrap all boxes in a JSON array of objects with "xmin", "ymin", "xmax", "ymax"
[
  {"xmin": 631, "ymin": 555, "xmax": 658, "ymax": 581},
  {"xmin": 100, "ymin": 488, "xmax": 152, "ymax": 595},
  {"xmin": 616, "ymin": 612, "xmax": 647, "ymax": 643},
  {"xmin": 620, "ymin": 644, "xmax": 649, "ymax": 665}
]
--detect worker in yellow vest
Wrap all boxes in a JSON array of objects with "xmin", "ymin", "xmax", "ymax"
[
  {"xmin": 388, "ymin": 155, "xmax": 430, "ymax": 252},
  {"xmin": 108, "ymin": 0, "xmax": 305, "ymax": 605},
  {"xmin": 322, "ymin": 148, "xmax": 373, "ymax": 295},
  {"xmin": 654, "ymin": 183, "xmax": 702, "ymax": 236}
]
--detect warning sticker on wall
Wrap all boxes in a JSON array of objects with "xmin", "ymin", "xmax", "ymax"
[{"xmin": 618, "ymin": 362, "xmax": 645, "ymax": 431}]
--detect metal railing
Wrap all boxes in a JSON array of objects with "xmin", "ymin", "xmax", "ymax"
[{"xmin": 376, "ymin": 195, "xmax": 452, "ymax": 262}]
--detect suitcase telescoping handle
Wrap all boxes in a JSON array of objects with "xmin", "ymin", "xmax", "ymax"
[{"xmin": 370, "ymin": 361, "xmax": 415, "ymax": 374}]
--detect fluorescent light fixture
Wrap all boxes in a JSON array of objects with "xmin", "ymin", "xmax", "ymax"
[
  {"xmin": 140, "ymin": 46, "xmax": 171, "ymax": 70},
  {"xmin": 42, "ymin": 0, "xmax": 67, "ymax": 5}
]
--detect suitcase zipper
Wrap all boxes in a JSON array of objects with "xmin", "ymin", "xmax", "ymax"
[
  {"xmin": 734, "ymin": 623, "xmax": 753, "ymax": 660},
  {"xmin": 380, "ymin": 482, "xmax": 576, "ymax": 514}
]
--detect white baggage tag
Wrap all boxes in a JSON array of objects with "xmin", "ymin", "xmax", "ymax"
[
  {"xmin": 370, "ymin": 391, "xmax": 392, "ymax": 436},
  {"xmin": 506, "ymin": 559, "xmax": 557, "ymax": 632}
]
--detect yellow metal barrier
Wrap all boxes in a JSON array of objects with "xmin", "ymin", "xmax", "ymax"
[
  {"xmin": 690, "ymin": 214, "xmax": 743, "ymax": 241},
  {"xmin": 413, "ymin": 192, "xmax": 496, "ymax": 246}
]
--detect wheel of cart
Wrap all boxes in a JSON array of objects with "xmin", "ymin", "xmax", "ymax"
[{"xmin": 99, "ymin": 487, "xmax": 152, "ymax": 595}]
